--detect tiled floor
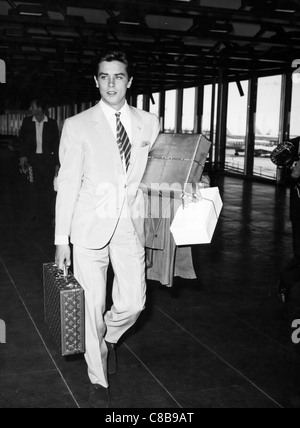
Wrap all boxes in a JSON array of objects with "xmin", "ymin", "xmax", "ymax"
[{"xmin": 1, "ymin": 157, "xmax": 300, "ymax": 408}]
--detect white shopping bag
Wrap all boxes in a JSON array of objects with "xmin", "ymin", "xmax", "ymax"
[{"xmin": 170, "ymin": 187, "xmax": 223, "ymax": 246}]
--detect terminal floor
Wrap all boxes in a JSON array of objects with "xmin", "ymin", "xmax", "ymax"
[{"xmin": 0, "ymin": 167, "xmax": 300, "ymax": 408}]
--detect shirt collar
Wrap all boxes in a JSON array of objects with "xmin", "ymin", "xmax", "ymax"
[
  {"xmin": 32, "ymin": 115, "xmax": 48, "ymax": 124},
  {"xmin": 100, "ymin": 99, "xmax": 130, "ymax": 121}
]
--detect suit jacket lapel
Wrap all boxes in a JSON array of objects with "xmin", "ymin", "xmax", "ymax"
[
  {"xmin": 128, "ymin": 107, "xmax": 143, "ymax": 178},
  {"xmin": 92, "ymin": 103, "xmax": 124, "ymax": 173}
]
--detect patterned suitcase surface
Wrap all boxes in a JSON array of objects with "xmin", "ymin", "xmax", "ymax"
[
  {"xmin": 141, "ymin": 133, "xmax": 212, "ymax": 199},
  {"xmin": 43, "ymin": 263, "xmax": 85, "ymax": 357}
]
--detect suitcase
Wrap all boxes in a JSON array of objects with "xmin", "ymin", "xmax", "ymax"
[
  {"xmin": 141, "ymin": 133, "xmax": 211, "ymax": 199},
  {"xmin": 43, "ymin": 263, "xmax": 85, "ymax": 357}
]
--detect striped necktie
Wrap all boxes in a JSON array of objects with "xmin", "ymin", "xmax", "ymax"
[{"xmin": 115, "ymin": 112, "xmax": 131, "ymax": 171}]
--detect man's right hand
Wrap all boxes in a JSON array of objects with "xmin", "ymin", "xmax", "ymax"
[{"xmin": 55, "ymin": 245, "xmax": 71, "ymax": 271}]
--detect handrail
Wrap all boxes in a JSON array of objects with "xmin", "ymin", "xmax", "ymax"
[{"xmin": 207, "ymin": 160, "xmax": 277, "ymax": 181}]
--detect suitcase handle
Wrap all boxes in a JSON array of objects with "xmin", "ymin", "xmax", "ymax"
[{"xmin": 52, "ymin": 264, "xmax": 79, "ymax": 289}]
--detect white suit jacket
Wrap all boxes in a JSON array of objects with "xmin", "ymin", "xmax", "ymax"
[{"xmin": 55, "ymin": 102, "xmax": 160, "ymax": 249}]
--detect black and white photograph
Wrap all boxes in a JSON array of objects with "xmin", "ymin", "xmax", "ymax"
[{"xmin": 1, "ymin": 0, "xmax": 300, "ymax": 411}]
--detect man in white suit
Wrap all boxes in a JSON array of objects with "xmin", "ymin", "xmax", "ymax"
[{"xmin": 55, "ymin": 51, "xmax": 160, "ymax": 408}]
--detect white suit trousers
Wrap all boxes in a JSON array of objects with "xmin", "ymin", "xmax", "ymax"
[{"xmin": 73, "ymin": 217, "xmax": 146, "ymax": 388}]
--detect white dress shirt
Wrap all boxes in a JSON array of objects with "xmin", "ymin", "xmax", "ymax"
[
  {"xmin": 55, "ymin": 100, "xmax": 132, "ymax": 246},
  {"xmin": 33, "ymin": 115, "xmax": 48, "ymax": 154},
  {"xmin": 100, "ymin": 99, "xmax": 132, "ymax": 143}
]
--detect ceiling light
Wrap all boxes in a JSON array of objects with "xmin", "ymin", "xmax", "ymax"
[
  {"xmin": 119, "ymin": 19, "xmax": 140, "ymax": 26},
  {"xmin": 274, "ymin": 8, "xmax": 296, "ymax": 13},
  {"xmin": 242, "ymin": 0, "xmax": 298, "ymax": 13},
  {"xmin": 274, "ymin": 0, "xmax": 298, "ymax": 13},
  {"xmin": 17, "ymin": 5, "xmax": 46, "ymax": 17},
  {"xmin": 108, "ymin": 11, "xmax": 143, "ymax": 27},
  {"xmin": 210, "ymin": 23, "xmax": 234, "ymax": 34}
]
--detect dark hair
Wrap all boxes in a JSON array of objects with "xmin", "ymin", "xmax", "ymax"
[
  {"xmin": 30, "ymin": 98, "xmax": 48, "ymax": 114},
  {"xmin": 96, "ymin": 51, "xmax": 133, "ymax": 79}
]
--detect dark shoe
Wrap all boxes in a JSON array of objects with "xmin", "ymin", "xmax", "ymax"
[
  {"xmin": 106, "ymin": 341, "xmax": 117, "ymax": 376},
  {"xmin": 89, "ymin": 384, "xmax": 111, "ymax": 409}
]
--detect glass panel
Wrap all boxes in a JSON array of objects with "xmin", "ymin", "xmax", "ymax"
[
  {"xmin": 254, "ymin": 75, "xmax": 282, "ymax": 180},
  {"xmin": 290, "ymin": 80, "xmax": 300, "ymax": 139},
  {"xmin": 202, "ymin": 85, "xmax": 213, "ymax": 138},
  {"xmin": 150, "ymin": 93, "xmax": 160, "ymax": 116},
  {"xmin": 137, "ymin": 94, "xmax": 144, "ymax": 110},
  {"xmin": 182, "ymin": 87, "xmax": 196, "ymax": 134},
  {"xmin": 164, "ymin": 89, "xmax": 177, "ymax": 133},
  {"xmin": 202, "ymin": 84, "xmax": 218, "ymax": 160},
  {"xmin": 225, "ymin": 80, "xmax": 249, "ymax": 174}
]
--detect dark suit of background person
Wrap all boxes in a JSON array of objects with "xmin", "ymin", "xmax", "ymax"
[
  {"xmin": 279, "ymin": 137, "xmax": 300, "ymax": 303},
  {"xmin": 19, "ymin": 100, "xmax": 60, "ymax": 227}
]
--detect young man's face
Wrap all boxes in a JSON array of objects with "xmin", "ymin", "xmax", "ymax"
[{"xmin": 96, "ymin": 60, "xmax": 133, "ymax": 111}]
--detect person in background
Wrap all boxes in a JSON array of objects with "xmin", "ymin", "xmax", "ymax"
[
  {"xmin": 19, "ymin": 99, "xmax": 60, "ymax": 227},
  {"xmin": 279, "ymin": 137, "xmax": 300, "ymax": 303}
]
